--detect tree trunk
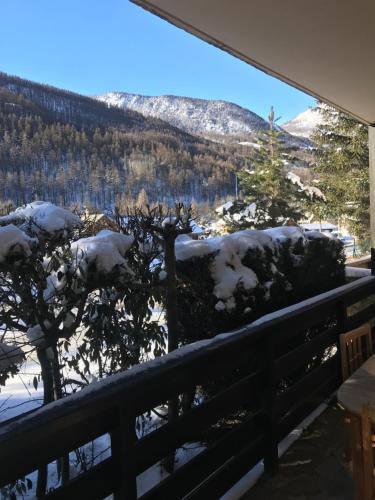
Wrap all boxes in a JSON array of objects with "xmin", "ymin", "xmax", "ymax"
[
  {"xmin": 163, "ymin": 231, "xmax": 179, "ymax": 472},
  {"xmin": 36, "ymin": 348, "xmax": 54, "ymax": 498},
  {"xmin": 164, "ymin": 233, "xmax": 178, "ymax": 352},
  {"xmin": 38, "ymin": 348, "xmax": 54, "ymax": 405},
  {"xmin": 51, "ymin": 345, "xmax": 70, "ymax": 485}
]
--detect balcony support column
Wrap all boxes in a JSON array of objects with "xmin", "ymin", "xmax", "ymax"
[{"xmin": 369, "ymin": 126, "xmax": 375, "ymax": 274}]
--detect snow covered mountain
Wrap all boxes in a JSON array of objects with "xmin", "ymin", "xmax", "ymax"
[
  {"xmin": 96, "ymin": 92, "xmax": 307, "ymax": 146},
  {"xmin": 282, "ymin": 107, "xmax": 324, "ymax": 139}
]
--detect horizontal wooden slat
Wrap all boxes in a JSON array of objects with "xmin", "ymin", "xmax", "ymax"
[
  {"xmin": 139, "ymin": 412, "xmax": 265, "ymax": 500},
  {"xmin": 0, "ymin": 349, "xmax": 256, "ymax": 485},
  {"xmin": 45, "ymin": 458, "xmax": 118, "ymax": 500},
  {"xmin": 186, "ymin": 434, "xmax": 265, "ymax": 499},
  {"xmin": 272, "ymin": 306, "xmax": 336, "ymax": 346},
  {"xmin": 346, "ymin": 304, "xmax": 375, "ymax": 330},
  {"xmin": 134, "ymin": 370, "xmax": 260, "ymax": 474},
  {"xmin": 275, "ymin": 327, "xmax": 338, "ymax": 379},
  {"xmin": 342, "ymin": 278, "xmax": 375, "ymax": 306},
  {"xmin": 0, "ymin": 409, "xmax": 117, "ymax": 487},
  {"xmin": 277, "ymin": 373, "xmax": 340, "ymax": 441},
  {"xmin": 275, "ymin": 354, "xmax": 339, "ymax": 417}
]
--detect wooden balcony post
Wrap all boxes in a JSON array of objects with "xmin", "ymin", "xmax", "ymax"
[
  {"xmin": 369, "ymin": 125, "xmax": 375, "ymax": 275},
  {"xmin": 111, "ymin": 405, "xmax": 137, "ymax": 500},
  {"xmin": 263, "ymin": 336, "xmax": 279, "ymax": 475}
]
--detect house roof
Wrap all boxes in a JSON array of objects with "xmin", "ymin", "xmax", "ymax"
[
  {"xmin": 301, "ymin": 223, "xmax": 337, "ymax": 232},
  {"xmin": 131, "ymin": 0, "xmax": 375, "ymax": 125}
]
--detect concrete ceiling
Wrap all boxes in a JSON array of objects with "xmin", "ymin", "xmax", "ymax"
[{"xmin": 131, "ymin": 0, "xmax": 375, "ymax": 125}]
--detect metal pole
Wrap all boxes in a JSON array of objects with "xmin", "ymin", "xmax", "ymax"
[{"xmin": 369, "ymin": 126, "xmax": 375, "ymax": 274}]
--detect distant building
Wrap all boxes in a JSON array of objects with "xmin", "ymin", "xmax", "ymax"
[
  {"xmin": 300, "ymin": 222, "xmax": 338, "ymax": 234},
  {"xmin": 190, "ymin": 221, "xmax": 209, "ymax": 240},
  {"xmin": 85, "ymin": 213, "xmax": 118, "ymax": 233}
]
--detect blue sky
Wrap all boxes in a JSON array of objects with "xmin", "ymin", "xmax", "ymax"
[{"xmin": 0, "ymin": 0, "xmax": 315, "ymax": 122}]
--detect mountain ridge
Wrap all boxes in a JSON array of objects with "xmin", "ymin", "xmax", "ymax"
[
  {"xmin": 282, "ymin": 107, "xmax": 324, "ymax": 139},
  {"xmin": 96, "ymin": 91, "xmax": 311, "ymax": 147}
]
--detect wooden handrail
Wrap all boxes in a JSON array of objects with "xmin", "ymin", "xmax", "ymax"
[{"xmin": 1, "ymin": 275, "xmax": 374, "ymax": 497}]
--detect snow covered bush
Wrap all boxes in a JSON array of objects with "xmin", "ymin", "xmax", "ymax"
[
  {"xmin": 0, "ymin": 201, "xmax": 168, "ymax": 493},
  {"xmin": 175, "ymin": 224, "xmax": 345, "ymax": 450},
  {"xmin": 0, "ymin": 201, "xmax": 165, "ymax": 396},
  {"xmin": 67, "ymin": 220, "xmax": 166, "ymax": 383},
  {"xmin": 0, "ymin": 201, "xmax": 81, "ymax": 240},
  {"xmin": 175, "ymin": 226, "xmax": 345, "ymax": 342}
]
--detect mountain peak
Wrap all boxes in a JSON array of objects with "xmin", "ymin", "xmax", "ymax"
[
  {"xmin": 96, "ymin": 92, "xmax": 270, "ymax": 140},
  {"xmin": 282, "ymin": 107, "xmax": 324, "ymax": 139}
]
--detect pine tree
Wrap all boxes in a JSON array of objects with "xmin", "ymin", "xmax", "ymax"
[
  {"xmin": 226, "ymin": 107, "xmax": 310, "ymax": 230},
  {"xmin": 311, "ymin": 104, "xmax": 369, "ymax": 247}
]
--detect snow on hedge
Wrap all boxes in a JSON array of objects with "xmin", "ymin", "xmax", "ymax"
[
  {"xmin": 71, "ymin": 230, "xmax": 134, "ymax": 274},
  {"xmin": 176, "ymin": 226, "xmax": 333, "ymax": 311},
  {"xmin": 0, "ymin": 201, "xmax": 81, "ymax": 235},
  {"xmin": 176, "ymin": 229, "xmax": 278, "ymax": 310},
  {"xmin": 0, "ymin": 342, "xmax": 24, "ymax": 372},
  {"xmin": 0, "ymin": 224, "xmax": 36, "ymax": 263},
  {"xmin": 263, "ymin": 226, "xmax": 306, "ymax": 244}
]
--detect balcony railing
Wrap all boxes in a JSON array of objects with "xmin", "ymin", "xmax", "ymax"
[{"xmin": 1, "ymin": 275, "xmax": 375, "ymax": 499}]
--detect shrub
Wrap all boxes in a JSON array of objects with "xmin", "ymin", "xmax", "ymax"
[{"xmin": 175, "ymin": 227, "xmax": 345, "ymax": 344}]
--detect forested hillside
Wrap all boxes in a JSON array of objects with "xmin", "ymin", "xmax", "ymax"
[{"xmin": 0, "ymin": 72, "xmax": 248, "ymax": 208}]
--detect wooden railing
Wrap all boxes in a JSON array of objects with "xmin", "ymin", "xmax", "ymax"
[{"xmin": 1, "ymin": 276, "xmax": 375, "ymax": 499}]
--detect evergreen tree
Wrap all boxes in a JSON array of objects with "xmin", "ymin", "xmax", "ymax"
[
  {"xmin": 226, "ymin": 107, "xmax": 312, "ymax": 230},
  {"xmin": 311, "ymin": 103, "xmax": 369, "ymax": 246}
]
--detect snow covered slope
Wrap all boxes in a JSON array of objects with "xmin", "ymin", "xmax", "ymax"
[
  {"xmin": 282, "ymin": 107, "xmax": 324, "ymax": 139},
  {"xmin": 96, "ymin": 92, "xmax": 307, "ymax": 146}
]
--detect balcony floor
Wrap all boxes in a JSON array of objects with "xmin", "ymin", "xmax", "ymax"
[{"xmin": 242, "ymin": 400, "xmax": 354, "ymax": 500}]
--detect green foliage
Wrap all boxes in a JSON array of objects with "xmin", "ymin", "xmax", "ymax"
[
  {"xmin": 176, "ymin": 233, "xmax": 345, "ymax": 344},
  {"xmin": 67, "ymin": 288, "xmax": 165, "ymax": 382},
  {"xmin": 176, "ymin": 253, "xmax": 218, "ymax": 343},
  {"xmin": 0, "ymin": 212, "xmax": 165, "ymax": 398},
  {"xmin": 311, "ymin": 104, "xmax": 369, "ymax": 246},
  {"xmin": 66, "ymin": 213, "xmax": 167, "ymax": 382}
]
